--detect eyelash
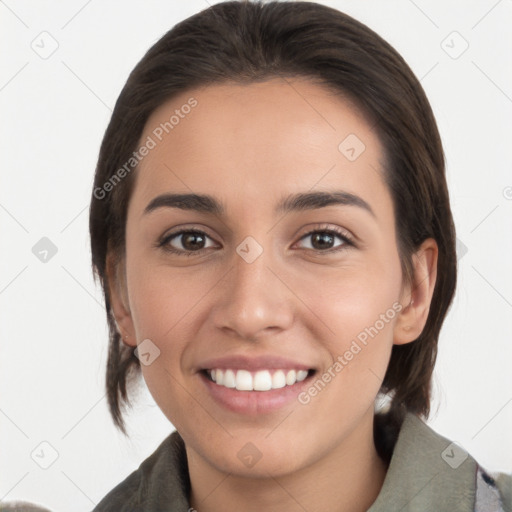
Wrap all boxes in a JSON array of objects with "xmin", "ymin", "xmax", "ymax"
[{"xmin": 157, "ymin": 225, "xmax": 355, "ymax": 257}]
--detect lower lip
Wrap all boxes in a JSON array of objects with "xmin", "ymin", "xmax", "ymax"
[{"xmin": 199, "ymin": 371, "xmax": 314, "ymax": 415}]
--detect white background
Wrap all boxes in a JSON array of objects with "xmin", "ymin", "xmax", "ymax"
[{"xmin": 1, "ymin": 1, "xmax": 511, "ymax": 510}]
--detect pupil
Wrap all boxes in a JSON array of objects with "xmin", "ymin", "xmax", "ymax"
[
  {"xmin": 312, "ymin": 232, "xmax": 333, "ymax": 250},
  {"xmin": 183, "ymin": 232, "xmax": 204, "ymax": 250}
]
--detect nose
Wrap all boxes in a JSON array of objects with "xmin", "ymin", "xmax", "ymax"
[{"xmin": 210, "ymin": 243, "xmax": 294, "ymax": 342}]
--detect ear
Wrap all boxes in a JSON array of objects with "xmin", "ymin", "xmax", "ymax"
[
  {"xmin": 106, "ymin": 252, "xmax": 137, "ymax": 347},
  {"xmin": 393, "ymin": 238, "xmax": 438, "ymax": 345}
]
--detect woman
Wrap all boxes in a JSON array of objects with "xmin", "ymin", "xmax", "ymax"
[{"xmin": 89, "ymin": 1, "xmax": 511, "ymax": 510}]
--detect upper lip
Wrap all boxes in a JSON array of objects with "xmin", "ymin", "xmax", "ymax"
[{"xmin": 198, "ymin": 355, "xmax": 314, "ymax": 372}]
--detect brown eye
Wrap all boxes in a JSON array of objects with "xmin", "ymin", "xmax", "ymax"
[
  {"xmin": 159, "ymin": 229, "xmax": 217, "ymax": 255},
  {"xmin": 310, "ymin": 232, "xmax": 336, "ymax": 250},
  {"xmin": 178, "ymin": 232, "xmax": 207, "ymax": 251},
  {"xmin": 296, "ymin": 227, "xmax": 354, "ymax": 253}
]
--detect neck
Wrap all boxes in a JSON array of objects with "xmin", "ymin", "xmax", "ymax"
[{"xmin": 187, "ymin": 408, "xmax": 388, "ymax": 512}]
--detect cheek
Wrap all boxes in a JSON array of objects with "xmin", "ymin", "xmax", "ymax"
[
  {"xmin": 296, "ymin": 277, "xmax": 400, "ymax": 432},
  {"xmin": 306, "ymin": 258, "xmax": 402, "ymax": 341},
  {"xmin": 124, "ymin": 259, "xmax": 203, "ymax": 393},
  {"xmin": 325, "ymin": 281, "xmax": 401, "ymax": 345},
  {"xmin": 126, "ymin": 254, "xmax": 204, "ymax": 338},
  {"xmin": 303, "ymin": 259, "xmax": 402, "ymax": 393},
  {"xmin": 125, "ymin": 262, "xmax": 206, "ymax": 427}
]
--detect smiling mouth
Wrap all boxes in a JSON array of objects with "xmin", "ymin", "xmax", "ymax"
[{"xmin": 202, "ymin": 368, "xmax": 316, "ymax": 391}]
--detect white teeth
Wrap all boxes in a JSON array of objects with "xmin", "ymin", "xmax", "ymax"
[
  {"xmin": 285, "ymin": 370, "xmax": 297, "ymax": 386},
  {"xmin": 272, "ymin": 370, "xmax": 286, "ymax": 389},
  {"xmin": 224, "ymin": 369, "xmax": 236, "ymax": 388},
  {"xmin": 253, "ymin": 370, "xmax": 272, "ymax": 391},
  {"xmin": 296, "ymin": 370, "xmax": 308, "ymax": 382},
  {"xmin": 235, "ymin": 370, "xmax": 253, "ymax": 391},
  {"xmin": 208, "ymin": 368, "xmax": 310, "ymax": 391}
]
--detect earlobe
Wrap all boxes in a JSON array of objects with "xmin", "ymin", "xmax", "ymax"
[
  {"xmin": 106, "ymin": 253, "xmax": 137, "ymax": 347},
  {"xmin": 393, "ymin": 238, "xmax": 438, "ymax": 345}
]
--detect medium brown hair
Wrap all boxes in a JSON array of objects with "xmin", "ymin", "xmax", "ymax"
[{"xmin": 89, "ymin": 0, "xmax": 457, "ymax": 435}]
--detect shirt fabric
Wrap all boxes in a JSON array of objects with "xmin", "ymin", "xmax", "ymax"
[{"xmin": 93, "ymin": 412, "xmax": 511, "ymax": 511}]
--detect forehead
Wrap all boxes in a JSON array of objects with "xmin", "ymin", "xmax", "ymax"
[{"xmin": 132, "ymin": 78, "xmax": 390, "ymax": 219}]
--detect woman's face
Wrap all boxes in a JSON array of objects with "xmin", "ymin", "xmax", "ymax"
[{"xmin": 113, "ymin": 78, "xmax": 434, "ymax": 477}]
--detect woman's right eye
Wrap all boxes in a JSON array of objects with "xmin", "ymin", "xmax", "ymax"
[{"xmin": 159, "ymin": 229, "xmax": 217, "ymax": 256}]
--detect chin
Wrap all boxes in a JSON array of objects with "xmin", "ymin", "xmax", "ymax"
[
  {"xmin": 199, "ymin": 431, "xmax": 313, "ymax": 478},
  {"xmin": 216, "ymin": 451, "xmax": 305, "ymax": 479}
]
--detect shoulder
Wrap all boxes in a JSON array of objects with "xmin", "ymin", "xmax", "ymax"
[
  {"xmin": 93, "ymin": 430, "xmax": 191, "ymax": 512},
  {"xmin": 370, "ymin": 412, "xmax": 511, "ymax": 512}
]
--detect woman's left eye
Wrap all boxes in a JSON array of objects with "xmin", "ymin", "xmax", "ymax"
[{"xmin": 295, "ymin": 228, "xmax": 353, "ymax": 253}]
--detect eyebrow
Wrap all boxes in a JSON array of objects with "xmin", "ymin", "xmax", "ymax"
[{"xmin": 143, "ymin": 191, "xmax": 375, "ymax": 218}]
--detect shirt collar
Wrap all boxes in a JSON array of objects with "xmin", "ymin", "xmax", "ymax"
[{"xmin": 368, "ymin": 412, "xmax": 477, "ymax": 511}]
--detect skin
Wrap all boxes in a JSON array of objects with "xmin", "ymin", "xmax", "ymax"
[{"xmin": 109, "ymin": 78, "xmax": 438, "ymax": 512}]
